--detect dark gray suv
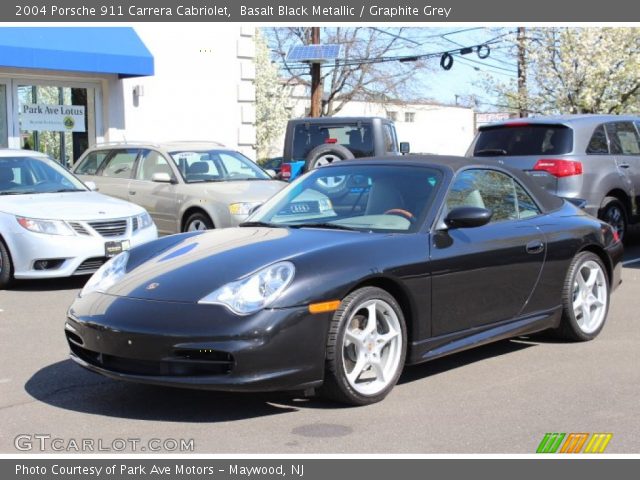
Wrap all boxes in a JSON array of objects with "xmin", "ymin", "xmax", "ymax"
[{"xmin": 467, "ymin": 115, "xmax": 640, "ymax": 240}]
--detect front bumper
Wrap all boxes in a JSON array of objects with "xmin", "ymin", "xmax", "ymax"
[
  {"xmin": 65, "ymin": 294, "xmax": 329, "ymax": 392},
  {"xmin": 9, "ymin": 227, "xmax": 157, "ymax": 279}
]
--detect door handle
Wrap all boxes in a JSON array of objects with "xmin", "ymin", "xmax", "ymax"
[
  {"xmin": 526, "ymin": 240, "xmax": 545, "ymax": 255},
  {"xmin": 618, "ymin": 163, "xmax": 630, "ymax": 169},
  {"xmin": 129, "ymin": 191, "xmax": 136, "ymax": 195}
]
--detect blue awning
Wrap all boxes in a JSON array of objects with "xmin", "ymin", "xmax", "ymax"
[{"xmin": 0, "ymin": 27, "xmax": 154, "ymax": 78}]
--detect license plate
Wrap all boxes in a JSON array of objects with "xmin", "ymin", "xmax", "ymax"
[{"xmin": 104, "ymin": 240, "xmax": 130, "ymax": 257}]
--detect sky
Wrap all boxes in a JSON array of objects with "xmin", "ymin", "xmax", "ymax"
[{"xmin": 268, "ymin": 27, "xmax": 519, "ymax": 111}]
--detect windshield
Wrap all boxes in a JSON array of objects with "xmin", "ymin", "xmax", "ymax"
[
  {"xmin": 473, "ymin": 124, "xmax": 573, "ymax": 156},
  {"xmin": 0, "ymin": 156, "xmax": 87, "ymax": 195},
  {"xmin": 292, "ymin": 123, "xmax": 375, "ymax": 159},
  {"xmin": 169, "ymin": 150, "xmax": 270, "ymax": 183},
  {"xmin": 246, "ymin": 164, "xmax": 443, "ymax": 233}
]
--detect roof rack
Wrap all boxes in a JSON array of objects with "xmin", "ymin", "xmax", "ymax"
[
  {"xmin": 92, "ymin": 140, "xmax": 162, "ymax": 148},
  {"xmin": 163, "ymin": 140, "xmax": 226, "ymax": 146}
]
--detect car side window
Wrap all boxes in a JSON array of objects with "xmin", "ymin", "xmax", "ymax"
[
  {"xmin": 101, "ymin": 149, "xmax": 138, "ymax": 178},
  {"xmin": 605, "ymin": 122, "xmax": 640, "ymax": 155},
  {"xmin": 446, "ymin": 170, "xmax": 523, "ymax": 223},
  {"xmin": 586, "ymin": 125, "xmax": 609, "ymax": 154},
  {"xmin": 136, "ymin": 150, "xmax": 173, "ymax": 182},
  {"xmin": 383, "ymin": 124, "xmax": 398, "ymax": 153},
  {"xmin": 514, "ymin": 181, "xmax": 541, "ymax": 218},
  {"xmin": 75, "ymin": 151, "xmax": 108, "ymax": 175}
]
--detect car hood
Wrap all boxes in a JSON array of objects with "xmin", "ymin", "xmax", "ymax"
[
  {"xmin": 105, "ymin": 227, "xmax": 376, "ymax": 303},
  {"xmin": 0, "ymin": 192, "xmax": 143, "ymax": 220},
  {"xmin": 198, "ymin": 180, "xmax": 286, "ymax": 202}
]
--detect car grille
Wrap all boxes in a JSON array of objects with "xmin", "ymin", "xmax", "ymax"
[
  {"xmin": 68, "ymin": 222, "xmax": 90, "ymax": 236},
  {"xmin": 74, "ymin": 257, "xmax": 107, "ymax": 274},
  {"xmin": 132, "ymin": 217, "xmax": 139, "ymax": 231},
  {"xmin": 88, "ymin": 219, "xmax": 127, "ymax": 237},
  {"xmin": 68, "ymin": 342, "xmax": 234, "ymax": 376}
]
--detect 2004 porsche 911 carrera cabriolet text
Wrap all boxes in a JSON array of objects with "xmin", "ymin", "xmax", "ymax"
[{"xmin": 65, "ymin": 156, "xmax": 622, "ymax": 405}]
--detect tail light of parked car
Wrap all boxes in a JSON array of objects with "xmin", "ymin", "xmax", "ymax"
[
  {"xmin": 280, "ymin": 163, "xmax": 291, "ymax": 180},
  {"xmin": 533, "ymin": 159, "xmax": 583, "ymax": 178}
]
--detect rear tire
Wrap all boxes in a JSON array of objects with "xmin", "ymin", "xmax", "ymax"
[
  {"xmin": 321, "ymin": 287, "xmax": 406, "ymax": 406},
  {"xmin": 598, "ymin": 197, "xmax": 627, "ymax": 242},
  {"xmin": 557, "ymin": 251, "xmax": 609, "ymax": 341},
  {"xmin": 183, "ymin": 212, "xmax": 214, "ymax": 232},
  {"xmin": 0, "ymin": 239, "xmax": 13, "ymax": 290}
]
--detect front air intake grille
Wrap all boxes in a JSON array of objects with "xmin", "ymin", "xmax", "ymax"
[
  {"xmin": 74, "ymin": 257, "xmax": 107, "ymax": 274},
  {"xmin": 88, "ymin": 219, "xmax": 127, "ymax": 237},
  {"xmin": 68, "ymin": 222, "xmax": 90, "ymax": 236},
  {"xmin": 69, "ymin": 343, "xmax": 234, "ymax": 377}
]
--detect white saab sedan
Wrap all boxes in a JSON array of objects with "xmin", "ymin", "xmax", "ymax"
[{"xmin": 0, "ymin": 149, "xmax": 157, "ymax": 288}]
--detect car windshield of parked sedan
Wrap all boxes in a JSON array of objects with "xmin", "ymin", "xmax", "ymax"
[
  {"xmin": 169, "ymin": 150, "xmax": 270, "ymax": 183},
  {"xmin": 245, "ymin": 165, "xmax": 443, "ymax": 232},
  {"xmin": 0, "ymin": 156, "xmax": 87, "ymax": 195}
]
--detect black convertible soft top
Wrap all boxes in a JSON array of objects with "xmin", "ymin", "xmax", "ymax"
[{"xmin": 338, "ymin": 154, "xmax": 566, "ymax": 214}]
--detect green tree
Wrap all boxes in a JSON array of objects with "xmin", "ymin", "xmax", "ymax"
[{"xmin": 255, "ymin": 29, "xmax": 290, "ymax": 160}]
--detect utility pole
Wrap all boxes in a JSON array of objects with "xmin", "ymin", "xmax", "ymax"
[
  {"xmin": 309, "ymin": 27, "xmax": 322, "ymax": 117},
  {"xmin": 517, "ymin": 26, "xmax": 528, "ymax": 118}
]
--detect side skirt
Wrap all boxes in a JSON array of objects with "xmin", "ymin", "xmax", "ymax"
[{"xmin": 407, "ymin": 307, "xmax": 562, "ymax": 365}]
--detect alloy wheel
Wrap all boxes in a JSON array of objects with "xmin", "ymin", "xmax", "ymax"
[
  {"xmin": 187, "ymin": 219, "xmax": 208, "ymax": 231},
  {"xmin": 572, "ymin": 260, "xmax": 607, "ymax": 334},
  {"xmin": 341, "ymin": 299, "xmax": 403, "ymax": 396},
  {"xmin": 603, "ymin": 204, "xmax": 625, "ymax": 241}
]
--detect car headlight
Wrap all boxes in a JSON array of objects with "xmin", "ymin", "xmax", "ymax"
[
  {"xmin": 80, "ymin": 251, "xmax": 129, "ymax": 297},
  {"xmin": 229, "ymin": 202, "xmax": 261, "ymax": 216},
  {"xmin": 133, "ymin": 212, "xmax": 154, "ymax": 230},
  {"xmin": 198, "ymin": 261, "xmax": 295, "ymax": 315},
  {"xmin": 16, "ymin": 216, "xmax": 75, "ymax": 236}
]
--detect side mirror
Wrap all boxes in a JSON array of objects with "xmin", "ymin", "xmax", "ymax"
[
  {"xmin": 399, "ymin": 142, "xmax": 411, "ymax": 154},
  {"xmin": 152, "ymin": 172, "xmax": 173, "ymax": 183},
  {"xmin": 84, "ymin": 181, "xmax": 98, "ymax": 191},
  {"xmin": 265, "ymin": 169, "xmax": 277, "ymax": 178},
  {"xmin": 444, "ymin": 207, "xmax": 492, "ymax": 229}
]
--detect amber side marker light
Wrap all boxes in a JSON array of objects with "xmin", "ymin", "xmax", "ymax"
[{"xmin": 308, "ymin": 300, "xmax": 341, "ymax": 314}]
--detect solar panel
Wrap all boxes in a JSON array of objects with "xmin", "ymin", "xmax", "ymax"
[{"xmin": 286, "ymin": 44, "xmax": 343, "ymax": 63}]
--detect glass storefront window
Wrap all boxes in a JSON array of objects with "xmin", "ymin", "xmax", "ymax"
[{"xmin": 0, "ymin": 84, "xmax": 7, "ymax": 148}]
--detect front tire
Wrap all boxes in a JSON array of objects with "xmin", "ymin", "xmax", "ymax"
[
  {"xmin": 321, "ymin": 287, "xmax": 407, "ymax": 405},
  {"xmin": 0, "ymin": 239, "xmax": 13, "ymax": 290},
  {"xmin": 183, "ymin": 212, "xmax": 214, "ymax": 232},
  {"xmin": 557, "ymin": 251, "xmax": 609, "ymax": 341}
]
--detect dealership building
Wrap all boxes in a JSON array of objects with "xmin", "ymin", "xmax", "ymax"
[{"xmin": 0, "ymin": 25, "xmax": 257, "ymax": 165}]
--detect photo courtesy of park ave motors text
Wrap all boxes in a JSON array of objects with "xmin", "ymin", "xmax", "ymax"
[{"xmin": 0, "ymin": 22, "xmax": 639, "ymax": 454}]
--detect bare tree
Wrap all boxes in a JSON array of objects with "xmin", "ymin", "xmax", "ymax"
[{"xmin": 268, "ymin": 27, "xmax": 431, "ymax": 116}]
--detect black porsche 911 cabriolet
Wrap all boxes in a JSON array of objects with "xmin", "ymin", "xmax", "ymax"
[{"xmin": 65, "ymin": 156, "xmax": 622, "ymax": 405}]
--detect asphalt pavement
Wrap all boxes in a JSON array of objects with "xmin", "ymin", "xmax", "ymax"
[{"xmin": 1, "ymin": 240, "xmax": 639, "ymax": 454}]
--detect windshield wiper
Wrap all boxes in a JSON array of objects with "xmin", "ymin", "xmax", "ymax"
[
  {"xmin": 474, "ymin": 148, "xmax": 508, "ymax": 156},
  {"xmin": 0, "ymin": 190, "xmax": 38, "ymax": 195},
  {"xmin": 239, "ymin": 221, "xmax": 280, "ymax": 228},
  {"xmin": 51, "ymin": 188, "xmax": 86, "ymax": 193},
  {"xmin": 186, "ymin": 179, "xmax": 225, "ymax": 183},
  {"xmin": 288, "ymin": 222, "xmax": 360, "ymax": 231}
]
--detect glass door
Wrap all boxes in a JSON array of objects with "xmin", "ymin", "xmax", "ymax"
[{"xmin": 17, "ymin": 83, "xmax": 95, "ymax": 166}]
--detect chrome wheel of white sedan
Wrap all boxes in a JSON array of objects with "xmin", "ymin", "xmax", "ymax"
[
  {"xmin": 323, "ymin": 287, "xmax": 406, "ymax": 405},
  {"xmin": 559, "ymin": 251, "xmax": 610, "ymax": 341}
]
